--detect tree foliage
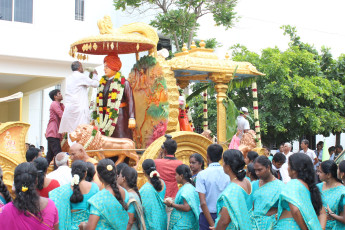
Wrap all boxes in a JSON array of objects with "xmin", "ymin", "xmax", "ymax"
[{"xmin": 113, "ymin": 0, "xmax": 238, "ymax": 50}]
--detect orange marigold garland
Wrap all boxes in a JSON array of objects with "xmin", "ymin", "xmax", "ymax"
[{"xmin": 92, "ymin": 72, "xmax": 125, "ymax": 136}]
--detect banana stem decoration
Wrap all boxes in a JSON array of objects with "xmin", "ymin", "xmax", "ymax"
[
  {"xmin": 252, "ymin": 81, "xmax": 261, "ymax": 147},
  {"xmin": 203, "ymin": 89, "xmax": 208, "ymax": 131}
]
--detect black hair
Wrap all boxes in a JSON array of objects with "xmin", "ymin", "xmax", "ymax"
[
  {"xmin": 339, "ymin": 160, "xmax": 345, "ymax": 173},
  {"xmin": 120, "ymin": 166, "xmax": 142, "ymax": 202},
  {"xmin": 85, "ymin": 162, "xmax": 95, "ymax": 182},
  {"xmin": 0, "ymin": 167, "xmax": 12, "ymax": 204},
  {"xmin": 39, "ymin": 146, "xmax": 44, "ymax": 150},
  {"xmin": 301, "ymin": 139, "xmax": 309, "ymax": 146},
  {"xmin": 207, "ymin": 144, "xmax": 223, "ymax": 162},
  {"xmin": 254, "ymin": 155, "xmax": 272, "ymax": 170},
  {"xmin": 247, "ymin": 163, "xmax": 258, "ymax": 180},
  {"xmin": 336, "ymin": 145, "xmax": 343, "ymax": 151},
  {"xmin": 163, "ymin": 139, "xmax": 177, "ymax": 155},
  {"xmin": 142, "ymin": 159, "xmax": 162, "ymax": 192},
  {"xmin": 71, "ymin": 61, "xmax": 81, "ymax": 71},
  {"xmin": 33, "ymin": 157, "xmax": 48, "ymax": 190},
  {"xmin": 176, "ymin": 164, "xmax": 194, "ymax": 186},
  {"xmin": 328, "ymin": 146, "xmax": 336, "ymax": 152},
  {"xmin": 26, "ymin": 148, "xmax": 40, "ymax": 162},
  {"xmin": 97, "ymin": 159, "xmax": 127, "ymax": 210},
  {"xmin": 223, "ymin": 149, "xmax": 246, "ymax": 181},
  {"xmin": 70, "ymin": 160, "xmax": 87, "ymax": 203},
  {"xmin": 272, "ymin": 153, "xmax": 286, "ymax": 164},
  {"xmin": 316, "ymin": 141, "xmax": 324, "ymax": 147},
  {"xmin": 190, "ymin": 153, "xmax": 205, "ymax": 170},
  {"xmin": 289, "ymin": 153, "xmax": 322, "ymax": 215},
  {"xmin": 321, "ymin": 160, "xmax": 342, "ymax": 183},
  {"xmin": 116, "ymin": 162, "xmax": 128, "ymax": 176},
  {"xmin": 49, "ymin": 89, "xmax": 60, "ymax": 101},
  {"xmin": 247, "ymin": 151, "xmax": 259, "ymax": 162},
  {"xmin": 13, "ymin": 163, "xmax": 41, "ymax": 218}
]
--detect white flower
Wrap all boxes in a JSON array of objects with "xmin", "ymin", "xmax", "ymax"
[
  {"xmin": 71, "ymin": 174, "xmax": 80, "ymax": 186},
  {"xmin": 149, "ymin": 170, "xmax": 160, "ymax": 178}
]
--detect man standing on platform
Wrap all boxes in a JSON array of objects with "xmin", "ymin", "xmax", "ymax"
[
  {"xmin": 46, "ymin": 89, "xmax": 64, "ymax": 168},
  {"xmin": 59, "ymin": 61, "xmax": 99, "ymax": 134}
]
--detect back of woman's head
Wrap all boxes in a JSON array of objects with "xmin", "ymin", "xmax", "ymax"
[
  {"xmin": 289, "ymin": 153, "xmax": 322, "ymax": 215},
  {"xmin": 0, "ymin": 166, "xmax": 12, "ymax": 204},
  {"xmin": 97, "ymin": 159, "xmax": 127, "ymax": 210},
  {"xmin": 247, "ymin": 151, "xmax": 259, "ymax": 162},
  {"xmin": 70, "ymin": 160, "xmax": 87, "ymax": 203},
  {"xmin": 254, "ymin": 155, "xmax": 272, "ymax": 172},
  {"xmin": 190, "ymin": 153, "xmax": 205, "ymax": 170},
  {"xmin": 121, "ymin": 166, "xmax": 141, "ymax": 202},
  {"xmin": 339, "ymin": 160, "xmax": 345, "ymax": 174},
  {"xmin": 85, "ymin": 162, "xmax": 95, "ymax": 182},
  {"xmin": 223, "ymin": 149, "xmax": 246, "ymax": 181},
  {"xmin": 13, "ymin": 162, "xmax": 41, "ymax": 217},
  {"xmin": 116, "ymin": 162, "xmax": 128, "ymax": 176},
  {"xmin": 33, "ymin": 157, "xmax": 48, "ymax": 190},
  {"xmin": 247, "ymin": 163, "xmax": 258, "ymax": 180},
  {"xmin": 142, "ymin": 159, "xmax": 162, "ymax": 192},
  {"xmin": 321, "ymin": 160, "xmax": 341, "ymax": 182},
  {"xmin": 176, "ymin": 164, "xmax": 194, "ymax": 186}
]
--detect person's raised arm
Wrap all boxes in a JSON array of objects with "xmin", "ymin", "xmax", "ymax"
[
  {"xmin": 52, "ymin": 102, "xmax": 64, "ymax": 119},
  {"xmin": 289, "ymin": 203, "xmax": 308, "ymax": 230}
]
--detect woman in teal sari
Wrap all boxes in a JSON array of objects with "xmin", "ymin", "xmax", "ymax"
[
  {"xmin": 215, "ymin": 149, "xmax": 252, "ymax": 230},
  {"xmin": 251, "ymin": 156, "xmax": 284, "ymax": 229},
  {"xmin": 79, "ymin": 159, "xmax": 129, "ymax": 230},
  {"xmin": 165, "ymin": 164, "xmax": 200, "ymax": 230},
  {"xmin": 117, "ymin": 165, "xmax": 146, "ymax": 230},
  {"xmin": 317, "ymin": 160, "xmax": 345, "ymax": 229},
  {"xmin": 49, "ymin": 160, "xmax": 99, "ymax": 230},
  {"xmin": 274, "ymin": 153, "xmax": 326, "ymax": 230},
  {"xmin": 139, "ymin": 159, "xmax": 167, "ymax": 230}
]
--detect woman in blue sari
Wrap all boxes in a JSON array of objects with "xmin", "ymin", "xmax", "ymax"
[
  {"xmin": 274, "ymin": 153, "xmax": 326, "ymax": 230},
  {"xmin": 215, "ymin": 149, "xmax": 252, "ymax": 229},
  {"xmin": 117, "ymin": 165, "xmax": 146, "ymax": 230},
  {"xmin": 165, "ymin": 164, "xmax": 200, "ymax": 230},
  {"xmin": 49, "ymin": 160, "xmax": 99, "ymax": 230},
  {"xmin": 139, "ymin": 159, "xmax": 167, "ymax": 230},
  {"xmin": 79, "ymin": 159, "xmax": 129, "ymax": 230},
  {"xmin": 251, "ymin": 156, "xmax": 284, "ymax": 229},
  {"xmin": 317, "ymin": 160, "xmax": 345, "ymax": 229}
]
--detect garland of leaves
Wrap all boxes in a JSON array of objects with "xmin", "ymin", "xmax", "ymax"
[
  {"xmin": 60, "ymin": 133, "xmax": 68, "ymax": 147},
  {"xmin": 84, "ymin": 126, "xmax": 98, "ymax": 149},
  {"xmin": 92, "ymin": 72, "xmax": 126, "ymax": 136}
]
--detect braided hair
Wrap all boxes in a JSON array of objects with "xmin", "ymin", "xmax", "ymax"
[
  {"xmin": 223, "ymin": 149, "xmax": 246, "ymax": 181},
  {"xmin": 142, "ymin": 159, "xmax": 162, "ymax": 192},
  {"xmin": 85, "ymin": 162, "xmax": 95, "ymax": 182},
  {"xmin": 13, "ymin": 162, "xmax": 41, "ymax": 218},
  {"xmin": 121, "ymin": 165, "xmax": 142, "ymax": 202},
  {"xmin": 97, "ymin": 159, "xmax": 127, "ymax": 210},
  {"xmin": 0, "ymin": 166, "xmax": 12, "ymax": 203},
  {"xmin": 176, "ymin": 164, "xmax": 195, "ymax": 186},
  {"xmin": 70, "ymin": 160, "xmax": 87, "ymax": 203},
  {"xmin": 33, "ymin": 157, "xmax": 48, "ymax": 190},
  {"xmin": 289, "ymin": 153, "xmax": 322, "ymax": 216}
]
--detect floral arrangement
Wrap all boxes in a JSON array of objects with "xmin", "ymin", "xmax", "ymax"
[
  {"xmin": 92, "ymin": 72, "xmax": 126, "ymax": 136},
  {"xmin": 149, "ymin": 170, "xmax": 160, "ymax": 178},
  {"xmin": 84, "ymin": 126, "xmax": 98, "ymax": 149},
  {"xmin": 71, "ymin": 174, "xmax": 80, "ymax": 186}
]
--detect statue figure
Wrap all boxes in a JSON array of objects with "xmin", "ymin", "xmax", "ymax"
[
  {"xmin": 70, "ymin": 124, "xmax": 139, "ymax": 165},
  {"xmin": 92, "ymin": 53, "xmax": 136, "ymax": 140},
  {"xmin": 238, "ymin": 130, "xmax": 257, "ymax": 158}
]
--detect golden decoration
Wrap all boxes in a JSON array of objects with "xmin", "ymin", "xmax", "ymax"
[
  {"xmin": 136, "ymin": 43, "xmax": 139, "ymax": 51},
  {"xmin": 182, "ymin": 43, "xmax": 188, "ymax": 53},
  {"xmin": 191, "ymin": 41, "xmax": 197, "ymax": 49},
  {"xmin": 93, "ymin": 43, "xmax": 98, "ymax": 50},
  {"xmin": 97, "ymin": 15, "xmax": 115, "ymax": 34},
  {"xmin": 110, "ymin": 42, "xmax": 114, "ymax": 50},
  {"xmin": 199, "ymin": 40, "xmax": 206, "ymax": 48},
  {"xmin": 21, "ymin": 186, "xmax": 28, "ymax": 192},
  {"xmin": 225, "ymin": 52, "xmax": 230, "ymax": 59},
  {"xmin": 107, "ymin": 42, "xmax": 109, "ymax": 50}
]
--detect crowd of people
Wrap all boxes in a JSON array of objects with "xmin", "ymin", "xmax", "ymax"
[{"xmin": 1, "ymin": 136, "xmax": 345, "ymax": 229}]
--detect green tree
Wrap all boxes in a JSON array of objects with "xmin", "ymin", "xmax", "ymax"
[
  {"xmin": 113, "ymin": 0, "xmax": 238, "ymax": 51},
  {"xmin": 227, "ymin": 26, "xmax": 345, "ymax": 146}
]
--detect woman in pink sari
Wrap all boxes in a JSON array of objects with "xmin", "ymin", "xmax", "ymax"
[{"xmin": 0, "ymin": 162, "xmax": 59, "ymax": 230}]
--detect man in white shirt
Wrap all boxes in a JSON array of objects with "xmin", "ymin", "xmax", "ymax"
[
  {"xmin": 59, "ymin": 61, "xmax": 99, "ymax": 134},
  {"xmin": 236, "ymin": 107, "xmax": 250, "ymax": 139},
  {"xmin": 47, "ymin": 152, "xmax": 72, "ymax": 186},
  {"xmin": 280, "ymin": 142, "xmax": 293, "ymax": 183},
  {"xmin": 300, "ymin": 139, "xmax": 318, "ymax": 165}
]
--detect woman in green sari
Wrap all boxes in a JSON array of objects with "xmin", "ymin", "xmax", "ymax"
[
  {"xmin": 165, "ymin": 164, "xmax": 200, "ymax": 230},
  {"xmin": 251, "ymin": 156, "xmax": 284, "ymax": 229},
  {"xmin": 49, "ymin": 160, "xmax": 99, "ymax": 230},
  {"xmin": 117, "ymin": 165, "xmax": 146, "ymax": 230},
  {"xmin": 79, "ymin": 159, "xmax": 129, "ymax": 230},
  {"xmin": 214, "ymin": 149, "xmax": 252, "ymax": 230},
  {"xmin": 139, "ymin": 159, "xmax": 167, "ymax": 230},
  {"xmin": 274, "ymin": 153, "xmax": 327, "ymax": 230},
  {"xmin": 317, "ymin": 160, "xmax": 345, "ymax": 229}
]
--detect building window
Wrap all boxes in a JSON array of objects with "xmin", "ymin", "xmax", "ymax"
[
  {"xmin": 75, "ymin": 0, "xmax": 84, "ymax": 21},
  {"xmin": 0, "ymin": 0, "xmax": 32, "ymax": 23}
]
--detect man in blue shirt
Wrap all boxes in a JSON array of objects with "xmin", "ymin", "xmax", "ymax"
[{"xmin": 196, "ymin": 144, "xmax": 230, "ymax": 230}]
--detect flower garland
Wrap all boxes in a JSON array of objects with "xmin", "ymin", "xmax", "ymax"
[
  {"xmin": 60, "ymin": 133, "xmax": 68, "ymax": 147},
  {"xmin": 92, "ymin": 72, "xmax": 126, "ymax": 136},
  {"xmin": 84, "ymin": 126, "xmax": 98, "ymax": 149}
]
